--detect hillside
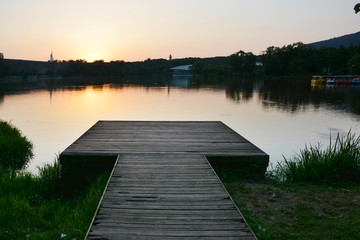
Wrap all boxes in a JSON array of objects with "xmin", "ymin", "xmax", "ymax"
[{"xmin": 308, "ymin": 31, "xmax": 360, "ymax": 49}]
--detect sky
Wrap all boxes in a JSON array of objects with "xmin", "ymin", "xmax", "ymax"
[{"xmin": 1, "ymin": 0, "xmax": 359, "ymax": 62}]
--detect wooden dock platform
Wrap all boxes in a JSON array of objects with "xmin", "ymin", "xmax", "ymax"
[{"xmin": 60, "ymin": 121, "xmax": 269, "ymax": 239}]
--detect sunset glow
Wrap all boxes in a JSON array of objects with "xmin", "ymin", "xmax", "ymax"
[
  {"xmin": 84, "ymin": 54, "xmax": 103, "ymax": 63},
  {"xmin": 1, "ymin": 0, "xmax": 359, "ymax": 62}
]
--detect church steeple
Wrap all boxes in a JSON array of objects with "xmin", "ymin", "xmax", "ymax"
[{"xmin": 50, "ymin": 51, "xmax": 54, "ymax": 62}]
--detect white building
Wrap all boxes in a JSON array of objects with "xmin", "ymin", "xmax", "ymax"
[
  {"xmin": 170, "ymin": 64, "xmax": 192, "ymax": 77},
  {"xmin": 50, "ymin": 51, "xmax": 54, "ymax": 62}
]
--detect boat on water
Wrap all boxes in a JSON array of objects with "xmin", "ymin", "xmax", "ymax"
[
  {"xmin": 311, "ymin": 75, "xmax": 327, "ymax": 85},
  {"xmin": 352, "ymin": 77, "xmax": 360, "ymax": 84},
  {"xmin": 311, "ymin": 75, "xmax": 360, "ymax": 86}
]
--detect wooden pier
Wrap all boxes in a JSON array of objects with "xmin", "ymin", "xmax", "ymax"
[{"xmin": 60, "ymin": 121, "xmax": 269, "ymax": 239}]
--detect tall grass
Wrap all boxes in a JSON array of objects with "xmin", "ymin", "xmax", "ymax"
[
  {"xmin": 0, "ymin": 120, "xmax": 110, "ymax": 239},
  {"xmin": 0, "ymin": 120, "xmax": 33, "ymax": 170},
  {"xmin": 0, "ymin": 160, "xmax": 110, "ymax": 239},
  {"xmin": 275, "ymin": 131, "xmax": 360, "ymax": 184}
]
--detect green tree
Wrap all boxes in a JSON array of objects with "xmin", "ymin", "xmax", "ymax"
[
  {"xmin": 228, "ymin": 50, "xmax": 256, "ymax": 75},
  {"xmin": 190, "ymin": 60, "xmax": 206, "ymax": 75},
  {"xmin": 261, "ymin": 42, "xmax": 344, "ymax": 76},
  {"xmin": 355, "ymin": 3, "xmax": 360, "ymax": 13},
  {"xmin": 348, "ymin": 48, "xmax": 360, "ymax": 74}
]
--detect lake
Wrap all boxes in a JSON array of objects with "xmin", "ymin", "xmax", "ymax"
[{"xmin": 1, "ymin": 76, "xmax": 360, "ymax": 173}]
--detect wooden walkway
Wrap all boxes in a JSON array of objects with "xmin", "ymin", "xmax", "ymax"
[
  {"xmin": 60, "ymin": 121, "xmax": 268, "ymax": 239},
  {"xmin": 61, "ymin": 121, "xmax": 268, "ymax": 157}
]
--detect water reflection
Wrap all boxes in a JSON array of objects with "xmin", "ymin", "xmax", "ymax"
[
  {"xmin": 223, "ymin": 78, "xmax": 360, "ymax": 116},
  {"xmin": 2, "ymin": 76, "xmax": 360, "ymax": 116},
  {"xmin": 225, "ymin": 79, "xmax": 255, "ymax": 103},
  {"xmin": 1, "ymin": 76, "xmax": 360, "ymax": 173},
  {"xmin": 258, "ymin": 79, "xmax": 311, "ymax": 113},
  {"xmin": 170, "ymin": 75, "xmax": 190, "ymax": 88}
]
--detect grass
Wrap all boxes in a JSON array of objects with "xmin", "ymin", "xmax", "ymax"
[
  {"xmin": 213, "ymin": 131, "xmax": 360, "ymax": 239},
  {"xmin": 216, "ymin": 170, "xmax": 360, "ymax": 240},
  {"xmin": 274, "ymin": 131, "xmax": 360, "ymax": 184},
  {"xmin": 0, "ymin": 120, "xmax": 111, "ymax": 239},
  {"xmin": 0, "ymin": 120, "xmax": 33, "ymax": 170},
  {"xmin": 0, "ymin": 162, "xmax": 110, "ymax": 239}
]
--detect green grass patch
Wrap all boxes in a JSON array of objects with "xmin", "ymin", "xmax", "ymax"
[
  {"xmin": 215, "ymin": 168, "xmax": 360, "ymax": 240},
  {"xmin": 213, "ymin": 129, "xmax": 360, "ymax": 240},
  {"xmin": 0, "ymin": 161, "xmax": 110, "ymax": 239},
  {"xmin": 275, "ymin": 131, "xmax": 360, "ymax": 184},
  {"xmin": 0, "ymin": 120, "xmax": 111, "ymax": 239},
  {"xmin": 0, "ymin": 120, "xmax": 33, "ymax": 170}
]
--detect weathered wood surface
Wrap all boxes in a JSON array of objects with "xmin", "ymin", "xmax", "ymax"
[
  {"xmin": 62, "ymin": 121, "xmax": 268, "ymax": 158},
  {"xmin": 86, "ymin": 154, "xmax": 256, "ymax": 240},
  {"xmin": 60, "ymin": 121, "xmax": 268, "ymax": 239}
]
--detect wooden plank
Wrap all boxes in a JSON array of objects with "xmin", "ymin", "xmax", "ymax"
[
  {"xmin": 85, "ymin": 154, "xmax": 256, "ymax": 239},
  {"xmin": 68, "ymin": 141, "xmax": 261, "ymax": 149},
  {"xmin": 64, "ymin": 149, "xmax": 267, "ymax": 156},
  {"xmin": 92, "ymin": 121, "xmax": 231, "ymax": 130},
  {"xmin": 79, "ymin": 132, "xmax": 247, "ymax": 141},
  {"xmin": 88, "ymin": 229, "xmax": 253, "ymax": 238},
  {"xmin": 62, "ymin": 121, "xmax": 268, "ymax": 158}
]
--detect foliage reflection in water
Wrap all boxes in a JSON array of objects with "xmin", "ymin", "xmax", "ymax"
[{"xmin": 0, "ymin": 77, "xmax": 360, "ymax": 173}]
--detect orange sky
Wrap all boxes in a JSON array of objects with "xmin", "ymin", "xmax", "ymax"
[{"xmin": 1, "ymin": 0, "xmax": 359, "ymax": 62}]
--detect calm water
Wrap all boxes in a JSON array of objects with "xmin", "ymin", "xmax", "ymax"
[{"xmin": 1, "ymin": 77, "xmax": 360, "ymax": 173}]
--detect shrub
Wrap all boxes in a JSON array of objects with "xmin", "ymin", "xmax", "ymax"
[
  {"xmin": 275, "ymin": 131, "xmax": 360, "ymax": 184},
  {"xmin": 0, "ymin": 121, "xmax": 33, "ymax": 170}
]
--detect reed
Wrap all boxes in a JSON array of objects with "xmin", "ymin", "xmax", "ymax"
[{"xmin": 275, "ymin": 131, "xmax": 360, "ymax": 184}]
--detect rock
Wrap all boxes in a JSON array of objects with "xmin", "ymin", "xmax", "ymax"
[{"xmin": 268, "ymin": 193, "xmax": 277, "ymax": 202}]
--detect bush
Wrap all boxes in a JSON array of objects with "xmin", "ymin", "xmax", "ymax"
[
  {"xmin": 0, "ymin": 121, "xmax": 33, "ymax": 170},
  {"xmin": 275, "ymin": 131, "xmax": 360, "ymax": 184}
]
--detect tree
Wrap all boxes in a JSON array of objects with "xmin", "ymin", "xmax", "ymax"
[
  {"xmin": 190, "ymin": 60, "xmax": 206, "ymax": 75},
  {"xmin": 0, "ymin": 52, "xmax": 3, "ymax": 59},
  {"xmin": 355, "ymin": 3, "xmax": 360, "ymax": 14},
  {"xmin": 228, "ymin": 50, "xmax": 256, "ymax": 75},
  {"xmin": 348, "ymin": 48, "xmax": 360, "ymax": 74}
]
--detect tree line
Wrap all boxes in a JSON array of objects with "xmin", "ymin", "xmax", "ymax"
[
  {"xmin": 261, "ymin": 42, "xmax": 359, "ymax": 76},
  {"xmin": 0, "ymin": 57, "xmax": 227, "ymax": 78},
  {"xmin": 1, "ymin": 43, "xmax": 360, "ymax": 78},
  {"xmin": 191, "ymin": 43, "xmax": 360, "ymax": 77}
]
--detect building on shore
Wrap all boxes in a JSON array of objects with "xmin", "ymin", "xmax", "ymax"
[{"xmin": 170, "ymin": 64, "xmax": 192, "ymax": 77}]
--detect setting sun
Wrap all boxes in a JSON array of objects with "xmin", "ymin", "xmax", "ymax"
[{"xmin": 84, "ymin": 54, "xmax": 103, "ymax": 63}]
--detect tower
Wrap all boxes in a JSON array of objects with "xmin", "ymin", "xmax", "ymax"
[{"xmin": 50, "ymin": 51, "xmax": 54, "ymax": 62}]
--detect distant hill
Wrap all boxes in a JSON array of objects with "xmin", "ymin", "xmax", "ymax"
[{"xmin": 308, "ymin": 31, "xmax": 360, "ymax": 49}]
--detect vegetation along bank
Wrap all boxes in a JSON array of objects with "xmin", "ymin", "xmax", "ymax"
[{"xmin": 0, "ymin": 121, "xmax": 359, "ymax": 239}]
